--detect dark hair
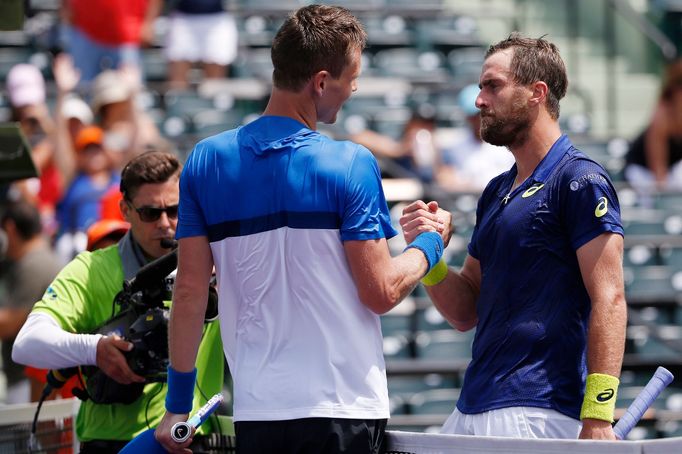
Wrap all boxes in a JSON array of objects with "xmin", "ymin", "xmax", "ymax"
[
  {"xmin": 271, "ymin": 5, "xmax": 367, "ymax": 92},
  {"xmin": 485, "ymin": 32, "xmax": 568, "ymax": 120},
  {"xmin": 120, "ymin": 151, "xmax": 181, "ymax": 201},
  {"xmin": 1, "ymin": 200, "xmax": 42, "ymax": 240}
]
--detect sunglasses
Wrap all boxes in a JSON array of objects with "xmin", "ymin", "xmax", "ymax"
[{"xmin": 127, "ymin": 201, "xmax": 179, "ymax": 222}]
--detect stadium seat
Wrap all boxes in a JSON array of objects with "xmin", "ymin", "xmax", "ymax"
[
  {"xmin": 415, "ymin": 329, "xmax": 474, "ymax": 360},
  {"xmin": 232, "ymin": 47, "xmax": 273, "ymax": 81},
  {"xmin": 415, "ymin": 307, "xmax": 451, "ymax": 332},
  {"xmin": 408, "ymin": 388, "xmax": 460, "ymax": 415},
  {"xmin": 388, "ymin": 375, "xmax": 457, "ymax": 398},
  {"xmin": 447, "ymin": 46, "xmax": 486, "ymax": 85},
  {"xmin": 141, "ymin": 48, "xmax": 168, "ymax": 82},
  {"xmin": 624, "ymin": 265, "xmax": 679, "ymax": 302},
  {"xmin": 381, "ymin": 313, "xmax": 414, "ymax": 336},
  {"xmin": 627, "ymin": 324, "xmax": 682, "ymax": 358},
  {"xmin": 164, "ymin": 89, "xmax": 215, "ymax": 117},
  {"xmin": 654, "ymin": 191, "xmax": 682, "ymax": 211},
  {"xmin": 373, "ymin": 47, "xmax": 448, "ymax": 82},
  {"xmin": 624, "ymin": 244, "xmax": 659, "ymax": 267},
  {"xmin": 192, "ymin": 109, "xmax": 245, "ymax": 138},
  {"xmin": 383, "ymin": 332, "xmax": 412, "ymax": 359}
]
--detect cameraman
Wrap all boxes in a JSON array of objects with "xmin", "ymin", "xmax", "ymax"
[{"xmin": 12, "ymin": 152, "xmax": 224, "ymax": 453}]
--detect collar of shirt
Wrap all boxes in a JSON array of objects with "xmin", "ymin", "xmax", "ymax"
[{"xmin": 496, "ymin": 134, "xmax": 572, "ymax": 201}]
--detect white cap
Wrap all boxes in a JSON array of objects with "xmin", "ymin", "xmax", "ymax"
[
  {"xmin": 6, "ymin": 64, "xmax": 46, "ymax": 108},
  {"xmin": 62, "ymin": 95, "xmax": 94, "ymax": 124}
]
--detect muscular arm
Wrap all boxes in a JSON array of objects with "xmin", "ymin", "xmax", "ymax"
[
  {"xmin": 156, "ymin": 236, "xmax": 213, "ymax": 453},
  {"xmin": 344, "ymin": 200, "xmax": 449, "ymax": 315},
  {"xmin": 424, "ymin": 255, "xmax": 480, "ymax": 332},
  {"xmin": 344, "ymin": 239, "xmax": 428, "ymax": 314},
  {"xmin": 577, "ymin": 232, "xmax": 627, "ymax": 439},
  {"xmin": 168, "ymin": 236, "xmax": 213, "ymax": 372},
  {"xmin": 399, "ymin": 200, "xmax": 479, "ymax": 330}
]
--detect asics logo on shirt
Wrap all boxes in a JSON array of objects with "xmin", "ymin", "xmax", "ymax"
[
  {"xmin": 595, "ymin": 197, "xmax": 608, "ymax": 218},
  {"xmin": 596, "ymin": 388, "xmax": 615, "ymax": 402},
  {"xmin": 521, "ymin": 184, "xmax": 545, "ymax": 198}
]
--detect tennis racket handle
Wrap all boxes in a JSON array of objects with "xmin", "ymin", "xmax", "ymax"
[
  {"xmin": 613, "ymin": 367, "xmax": 674, "ymax": 440},
  {"xmin": 170, "ymin": 393, "xmax": 224, "ymax": 443}
]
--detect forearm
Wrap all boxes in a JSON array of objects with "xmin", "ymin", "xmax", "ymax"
[
  {"xmin": 168, "ymin": 282, "xmax": 209, "ymax": 373},
  {"xmin": 586, "ymin": 293, "xmax": 627, "ymax": 376},
  {"xmin": 12, "ymin": 312, "xmax": 102, "ymax": 369},
  {"xmin": 348, "ymin": 238, "xmax": 432, "ymax": 315},
  {"xmin": 425, "ymin": 269, "xmax": 478, "ymax": 331},
  {"xmin": 53, "ymin": 93, "xmax": 77, "ymax": 185}
]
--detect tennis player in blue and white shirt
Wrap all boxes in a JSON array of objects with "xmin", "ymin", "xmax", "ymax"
[{"xmin": 155, "ymin": 6, "xmax": 449, "ymax": 454}]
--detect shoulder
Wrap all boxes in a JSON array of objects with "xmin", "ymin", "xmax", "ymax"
[
  {"xmin": 64, "ymin": 246, "xmax": 122, "ymax": 279},
  {"xmin": 556, "ymin": 147, "xmax": 613, "ymax": 187},
  {"xmin": 190, "ymin": 128, "xmax": 240, "ymax": 157}
]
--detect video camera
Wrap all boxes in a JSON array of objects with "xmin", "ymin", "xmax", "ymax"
[
  {"xmin": 82, "ymin": 249, "xmax": 179, "ymax": 404},
  {"xmin": 46, "ymin": 247, "xmax": 218, "ymax": 405}
]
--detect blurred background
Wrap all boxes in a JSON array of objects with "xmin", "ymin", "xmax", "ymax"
[{"xmin": 1, "ymin": 0, "xmax": 682, "ymax": 443}]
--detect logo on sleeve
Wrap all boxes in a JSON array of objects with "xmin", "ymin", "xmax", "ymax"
[
  {"xmin": 44, "ymin": 286, "xmax": 58, "ymax": 302},
  {"xmin": 522, "ymin": 184, "xmax": 545, "ymax": 198},
  {"xmin": 596, "ymin": 388, "xmax": 615, "ymax": 402},
  {"xmin": 594, "ymin": 197, "xmax": 608, "ymax": 218}
]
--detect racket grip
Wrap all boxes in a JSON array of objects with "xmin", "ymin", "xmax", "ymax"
[
  {"xmin": 170, "ymin": 393, "xmax": 224, "ymax": 443},
  {"xmin": 613, "ymin": 367, "xmax": 674, "ymax": 440}
]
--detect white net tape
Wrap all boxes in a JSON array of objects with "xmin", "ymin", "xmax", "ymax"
[{"xmin": 386, "ymin": 431, "xmax": 682, "ymax": 454}]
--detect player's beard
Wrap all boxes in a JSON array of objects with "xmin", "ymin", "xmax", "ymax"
[{"xmin": 480, "ymin": 91, "xmax": 531, "ymax": 147}]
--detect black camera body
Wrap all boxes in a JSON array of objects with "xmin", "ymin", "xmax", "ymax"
[{"xmin": 81, "ymin": 251, "xmax": 177, "ymax": 404}]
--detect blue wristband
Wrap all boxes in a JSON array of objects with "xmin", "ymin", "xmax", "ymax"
[
  {"xmin": 165, "ymin": 366, "xmax": 197, "ymax": 414},
  {"xmin": 404, "ymin": 232, "xmax": 444, "ymax": 272}
]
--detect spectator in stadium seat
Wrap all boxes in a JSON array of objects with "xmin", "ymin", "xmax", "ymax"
[
  {"xmin": 436, "ymin": 83, "xmax": 515, "ymax": 191},
  {"xmin": 164, "ymin": 0, "xmax": 239, "ymax": 89},
  {"xmin": 351, "ymin": 107, "xmax": 441, "ymax": 182},
  {"xmin": 625, "ymin": 58, "xmax": 682, "ymax": 193},
  {"xmin": 89, "ymin": 66, "xmax": 170, "ymax": 166},
  {"xmin": 62, "ymin": 0, "xmax": 162, "ymax": 84},
  {"xmin": 401, "ymin": 33, "xmax": 626, "ymax": 440},
  {"xmin": 155, "ymin": 5, "xmax": 449, "ymax": 454},
  {"xmin": 5, "ymin": 63, "xmax": 64, "ymax": 233},
  {"xmin": 54, "ymin": 126, "xmax": 120, "ymax": 262},
  {"xmin": 0, "ymin": 201, "xmax": 61, "ymax": 404}
]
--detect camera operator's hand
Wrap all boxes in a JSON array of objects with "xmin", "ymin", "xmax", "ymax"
[
  {"xmin": 155, "ymin": 411, "xmax": 192, "ymax": 453},
  {"xmin": 96, "ymin": 335, "xmax": 145, "ymax": 384}
]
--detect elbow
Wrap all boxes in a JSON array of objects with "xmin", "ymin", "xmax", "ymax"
[
  {"xmin": 357, "ymin": 287, "xmax": 402, "ymax": 315},
  {"xmin": 451, "ymin": 318, "xmax": 478, "ymax": 332},
  {"xmin": 12, "ymin": 328, "xmax": 31, "ymax": 366}
]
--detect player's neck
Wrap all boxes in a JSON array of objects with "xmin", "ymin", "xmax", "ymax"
[
  {"xmin": 510, "ymin": 117, "xmax": 562, "ymax": 183},
  {"xmin": 263, "ymin": 88, "xmax": 317, "ymax": 130}
]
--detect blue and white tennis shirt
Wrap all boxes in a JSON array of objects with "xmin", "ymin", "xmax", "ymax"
[
  {"xmin": 458, "ymin": 134, "xmax": 624, "ymax": 420},
  {"xmin": 177, "ymin": 116, "xmax": 397, "ymax": 422}
]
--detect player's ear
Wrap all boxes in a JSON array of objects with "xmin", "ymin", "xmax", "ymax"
[
  {"xmin": 529, "ymin": 81, "xmax": 548, "ymax": 107},
  {"xmin": 312, "ymin": 70, "xmax": 329, "ymax": 97}
]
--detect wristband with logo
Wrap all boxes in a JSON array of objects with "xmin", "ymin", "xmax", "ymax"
[
  {"xmin": 404, "ymin": 232, "xmax": 444, "ymax": 272},
  {"xmin": 580, "ymin": 373, "xmax": 619, "ymax": 422},
  {"xmin": 165, "ymin": 366, "xmax": 197, "ymax": 414},
  {"xmin": 421, "ymin": 259, "xmax": 448, "ymax": 286}
]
